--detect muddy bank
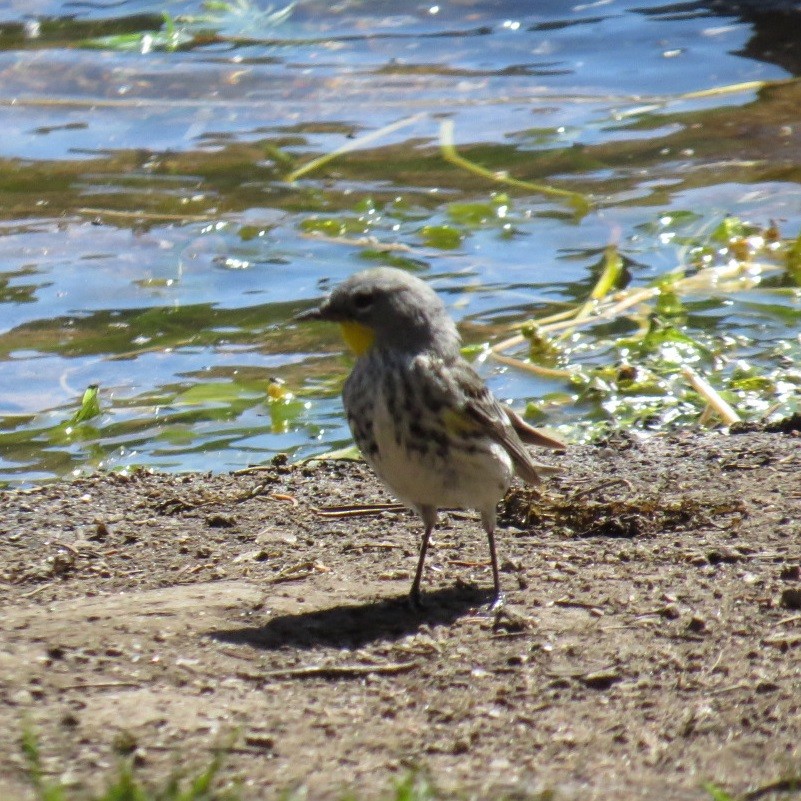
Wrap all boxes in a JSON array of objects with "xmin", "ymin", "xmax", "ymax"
[{"xmin": 1, "ymin": 427, "xmax": 799, "ymax": 800}]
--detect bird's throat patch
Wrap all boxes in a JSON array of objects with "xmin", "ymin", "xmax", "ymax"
[{"xmin": 339, "ymin": 321, "xmax": 375, "ymax": 356}]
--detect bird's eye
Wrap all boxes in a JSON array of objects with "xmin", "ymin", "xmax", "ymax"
[{"xmin": 352, "ymin": 291, "xmax": 374, "ymax": 310}]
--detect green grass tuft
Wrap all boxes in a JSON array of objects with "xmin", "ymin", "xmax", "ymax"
[
  {"xmin": 703, "ymin": 783, "xmax": 738, "ymax": 801},
  {"xmin": 21, "ymin": 729, "xmax": 234, "ymax": 801}
]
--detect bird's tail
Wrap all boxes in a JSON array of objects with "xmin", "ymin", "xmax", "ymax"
[
  {"xmin": 503, "ymin": 404, "xmax": 567, "ymax": 451},
  {"xmin": 512, "ymin": 455, "xmax": 561, "ymax": 486}
]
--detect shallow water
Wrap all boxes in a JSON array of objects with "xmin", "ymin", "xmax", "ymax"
[{"xmin": 1, "ymin": 0, "xmax": 800, "ymax": 485}]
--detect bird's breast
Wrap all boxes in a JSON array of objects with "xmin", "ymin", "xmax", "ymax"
[{"xmin": 368, "ymin": 382, "xmax": 514, "ymax": 514}]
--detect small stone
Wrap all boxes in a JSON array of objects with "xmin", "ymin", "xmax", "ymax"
[
  {"xmin": 46, "ymin": 645, "xmax": 66, "ymax": 660},
  {"xmin": 112, "ymin": 730, "xmax": 138, "ymax": 755},
  {"xmin": 233, "ymin": 549, "xmax": 272, "ymax": 563},
  {"xmin": 581, "ymin": 670, "xmax": 621, "ymax": 690},
  {"xmin": 256, "ymin": 527, "xmax": 297, "ymax": 545},
  {"xmin": 706, "ymin": 548, "xmax": 739, "ymax": 565},
  {"xmin": 10, "ymin": 689, "xmax": 33, "ymax": 705},
  {"xmin": 755, "ymin": 680, "xmax": 779, "ymax": 693},
  {"xmin": 244, "ymin": 733, "xmax": 275, "ymax": 750},
  {"xmin": 60, "ymin": 711, "xmax": 80, "ymax": 728},
  {"xmin": 779, "ymin": 588, "xmax": 801, "ymax": 610},
  {"xmin": 89, "ymin": 521, "xmax": 110, "ymax": 541},
  {"xmin": 206, "ymin": 513, "xmax": 235, "ymax": 528},
  {"xmin": 686, "ymin": 616, "xmax": 706, "ymax": 634}
]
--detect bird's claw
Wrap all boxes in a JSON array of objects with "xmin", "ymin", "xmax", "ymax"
[
  {"xmin": 489, "ymin": 591, "xmax": 506, "ymax": 613},
  {"xmin": 407, "ymin": 590, "xmax": 425, "ymax": 610}
]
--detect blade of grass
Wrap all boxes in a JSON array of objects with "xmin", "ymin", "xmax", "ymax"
[
  {"xmin": 285, "ymin": 113, "xmax": 426, "ymax": 183},
  {"xmin": 491, "ymin": 349, "xmax": 574, "ymax": 379},
  {"xmin": 562, "ymin": 244, "xmax": 625, "ymax": 335},
  {"xmin": 682, "ymin": 366, "xmax": 741, "ymax": 425},
  {"xmin": 439, "ymin": 120, "xmax": 591, "ymax": 216},
  {"xmin": 680, "ymin": 80, "xmax": 767, "ymax": 100}
]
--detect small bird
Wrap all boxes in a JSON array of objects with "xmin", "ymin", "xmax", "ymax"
[{"xmin": 296, "ymin": 267, "xmax": 563, "ymax": 608}]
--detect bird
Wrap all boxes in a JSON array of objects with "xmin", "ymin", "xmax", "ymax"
[{"xmin": 295, "ymin": 267, "xmax": 563, "ymax": 608}]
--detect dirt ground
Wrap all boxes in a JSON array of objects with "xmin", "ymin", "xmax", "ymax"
[{"xmin": 1, "ymin": 425, "xmax": 800, "ymax": 801}]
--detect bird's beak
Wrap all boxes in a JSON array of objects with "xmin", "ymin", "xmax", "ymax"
[
  {"xmin": 294, "ymin": 302, "xmax": 373, "ymax": 355},
  {"xmin": 294, "ymin": 305, "xmax": 326, "ymax": 322}
]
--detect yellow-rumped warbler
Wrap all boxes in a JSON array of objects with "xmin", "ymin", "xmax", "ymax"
[{"xmin": 296, "ymin": 267, "xmax": 563, "ymax": 607}]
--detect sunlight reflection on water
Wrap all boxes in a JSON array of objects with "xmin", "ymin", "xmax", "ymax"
[{"xmin": 0, "ymin": 0, "xmax": 799, "ymax": 483}]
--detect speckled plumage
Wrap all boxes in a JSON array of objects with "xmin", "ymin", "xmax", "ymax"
[{"xmin": 296, "ymin": 267, "xmax": 561, "ymax": 606}]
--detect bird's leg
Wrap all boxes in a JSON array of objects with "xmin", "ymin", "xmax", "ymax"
[
  {"xmin": 482, "ymin": 511, "xmax": 505, "ymax": 610},
  {"xmin": 409, "ymin": 506, "xmax": 437, "ymax": 608}
]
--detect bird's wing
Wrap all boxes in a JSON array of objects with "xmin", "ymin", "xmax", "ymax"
[{"xmin": 428, "ymin": 356, "xmax": 561, "ymax": 486}]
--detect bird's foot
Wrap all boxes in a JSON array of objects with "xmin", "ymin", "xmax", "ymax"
[
  {"xmin": 491, "ymin": 602, "xmax": 533, "ymax": 633},
  {"xmin": 407, "ymin": 589, "xmax": 425, "ymax": 611},
  {"xmin": 489, "ymin": 591, "xmax": 506, "ymax": 613}
]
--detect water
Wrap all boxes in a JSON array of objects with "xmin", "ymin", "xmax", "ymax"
[{"xmin": 1, "ymin": 0, "xmax": 800, "ymax": 485}]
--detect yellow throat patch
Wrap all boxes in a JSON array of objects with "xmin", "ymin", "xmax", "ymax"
[{"xmin": 339, "ymin": 320, "xmax": 375, "ymax": 356}]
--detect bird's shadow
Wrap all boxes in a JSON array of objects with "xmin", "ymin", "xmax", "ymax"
[{"xmin": 209, "ymin": 584, "xmax": 492, "ymax": 651}]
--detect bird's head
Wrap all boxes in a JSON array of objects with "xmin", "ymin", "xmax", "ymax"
[{"xmin": 295, "ymin": 267, "xmax": 460, "ymax": 357}]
